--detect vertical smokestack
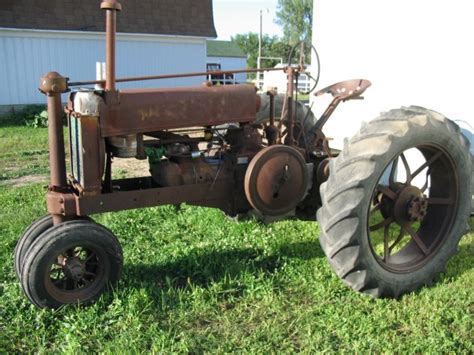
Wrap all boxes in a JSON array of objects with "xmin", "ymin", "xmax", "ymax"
[{"xmin": 100, "ymin": 0, "xmax": 122, "ymax": 91}]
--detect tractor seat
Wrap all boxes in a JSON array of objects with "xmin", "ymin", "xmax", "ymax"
[{"xmin": 315, "ymin": 79, "xmax": 371, "ymax": 101}]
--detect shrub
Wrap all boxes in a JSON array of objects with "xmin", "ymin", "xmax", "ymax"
[{"xmin": 24, "ymin": 110, "xmax": 49, "ymax": 128}]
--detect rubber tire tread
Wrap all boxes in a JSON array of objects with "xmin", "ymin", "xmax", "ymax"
[
  {"xmin": 20, "ymin": 220, "xmax": 123, "ymax": 309},
  {"xmin": 317, "ymin": 106, "xmax": 472, "ymax": 298},
  {"xmin": 14, "ymin": 215, "xmax": 53, "ymax": 279}
]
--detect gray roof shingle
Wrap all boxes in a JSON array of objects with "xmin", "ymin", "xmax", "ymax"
[{"xmin": 0, "ymin": 0, "xmax": 217, "ymax": 38}]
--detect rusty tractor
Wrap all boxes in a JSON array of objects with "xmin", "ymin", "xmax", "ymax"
[{"xmin": 15, "ymin": 1, "xmax": 472, "ymax": 308}]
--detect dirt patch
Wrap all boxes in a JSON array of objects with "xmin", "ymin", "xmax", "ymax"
[
  {"xmin": 0, "ymin": 158, "xmax": 151, "ymax": 188},
  {"xmin": 112, "ymin": 158, "xmax": 150, "ymax": 178},
  {"xmin": 0, "ymin": 175, "xmax": 48, "ymax": 187}
]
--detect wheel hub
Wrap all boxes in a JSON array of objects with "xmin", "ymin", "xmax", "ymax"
[
  {"xmin": 407, "ymin": 195, "xmax": 428, "ymax": 222},
  {"xmin": 393, "ymin": 185, "xmax": 427, "ymax": 224},
  {"xmin": 63, "ymin": 257, "xmax": 85, "ymax": 281}
]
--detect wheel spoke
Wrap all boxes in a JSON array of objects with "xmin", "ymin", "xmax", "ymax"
[
  {"xmin": 389, "ymin": 226, "xmax": 406, "ymax": 254},
  {"xmin": 421, "ymin": 167, "xmax": 431, "ymax": 192},
  {"xmin": 369, "ymin": 216, "xmax": 394, "ymax": 232},
  {"xmin": 410, "ymin": 151, "xmax": 443, "ymax": 181},
  {"xmin": 427, "ymin": 197, "xmax": 454, "ymax": 205},
  {"xmin": 85, "ymin": 252, "xmax": 97, "ymax": 263},
  {"xmin": 377, "ymin": 185, "xmax": 397, "ymax": 200},
  {"xmin": 405, "ymin": 224, "xmax": 429, "ymax": 255},
  {"xmin": 383, "ymin": 225, "xmax": 390, "ymax": 262},
  {"xmin": 400, "ymin": 153, "xmax": 412, "ymax": 184}
]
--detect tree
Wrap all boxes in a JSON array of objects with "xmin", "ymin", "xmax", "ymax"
[
  {"xmin": 231, "ymin": 33, "xmax": 292, "ymax": 71},
  {"xmin": 275, "ymin": 0, "xmax": 313, "ymax": 45}
]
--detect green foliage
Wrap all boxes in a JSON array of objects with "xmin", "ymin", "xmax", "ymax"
[
  {"xmin": 276, "ymin": 0, "xmax": 313, "ymax": 44},
  {"xmin": 144, "ymin": 146, "xmax": 167, "ymax": 164},
  {"xmin": 231, "ymin": 33, "xmax": 292, "ymax": 73},
  {"xmin": 24, "ymin": 110, "xmax": 48, "ymax": 128},
  {"xmin": 0, "ymin": 126, "xmax": 473, "ymax": 352},
  {"xmin": 0, "ymin": 105, "xmax": 46, "ymax": 127}
]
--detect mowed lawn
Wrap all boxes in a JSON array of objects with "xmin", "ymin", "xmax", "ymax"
[{"xmin": 0, "ymin": 124, "xmax": 472, "ymax": 353}]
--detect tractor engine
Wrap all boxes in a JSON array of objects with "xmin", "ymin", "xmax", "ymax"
[{"xmin": 67, "ymin": 83, "xmax": 314, "ymax": 219}]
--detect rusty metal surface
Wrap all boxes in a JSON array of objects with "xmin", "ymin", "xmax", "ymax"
[
  {"xmin": 68, "ymin": 67, "xmax": 285, "ymax": 87},
  {"xmin": 244, "ymin": 145, "xmax": 308, "ymax": 216},
  {"xmin": 99, "ymin": 84, "xmax": 259, "ymax": 137},
  {"xmin": 102, "ymin": 1, "xmax": 119, "ymax": 92},
  {"xmin": 40, "ymin": 72, "xmax": 70, "ymax": 224},
  {"xmin": 285, "ymin": 68, "xmax": 296, "ymax": 146},
  {"xmin": 315, "ymin": 79, "xmax": 371, "ymax": 100},
  {"xmin": 312, "ymin": 79, "xmax": 372, "ymax": 144},
  {"xmin": 40, "ymin": 72, "xmax": 69, "ymax": 95},
  {"xmin": 47, "ymin": 191, "xmax": 76, "ymax": 216},
  {"xmin": 46, "ymin": 178, "xmax": 234, "ymax": 217},
  {"xmin": 77, "ymin": 179, "xmax": 234, "ymax": 215},
  {"xmin": 101, "ymin": 0, "xmax": 122, "ymax": 11}
]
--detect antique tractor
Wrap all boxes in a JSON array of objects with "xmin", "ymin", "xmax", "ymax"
[{"xmin": 15, "ymin": 1, "xmax": 472, "ymax": 308}]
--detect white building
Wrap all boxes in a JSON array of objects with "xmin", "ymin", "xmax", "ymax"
[
  {"xmin": 311, "ymin": 0, "xmax": 474, "ymax": 149},
  {"xmin": 206, "ymin": 40, "xmax": 247, "ymax": 84},
  {"xmin": 0, "ymin": 0, "xmax": 217, "ymax": 109},
  {"xmin": 264, "ymin": 64, "xmax": 313, "ymax": 95}
]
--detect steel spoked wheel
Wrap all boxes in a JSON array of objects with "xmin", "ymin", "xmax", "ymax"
[
  {"xmin": 46, "ymin": 245, "xmax": 106, "ymax": 303},
  {"xmin": 368, "ymin": 145, "xmax": 459, "ymax": 272},
  {"xmin": 14, "ymin": 215, "xmax": 92, "ymax": 279},
  {"xmin": 318, "ymin": 106, "xmax": 472, "ymax": 298},
  {"xmin": 20, "ymin": 220, "xmax": 123, "ymax": 309}
]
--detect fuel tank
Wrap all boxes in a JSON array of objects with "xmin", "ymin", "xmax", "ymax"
[{"xmin": 99, "ymin": 84, "xmax": 260, "ymax": 137}]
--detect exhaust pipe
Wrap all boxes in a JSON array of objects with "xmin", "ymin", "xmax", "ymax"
[{"xmin": 100, "ymin": 0, "xmax": 121, "ymax": 91}]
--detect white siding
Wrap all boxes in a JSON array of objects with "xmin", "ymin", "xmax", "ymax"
[
  {"xmin": 206, "ymin": 56, "xmax": 247, "ymax": 83},
  {"xmin": 0, "ymin": 29, "xmax": 208, "ymax": 105},
  {"xmin": 311, "ymin": 0, "xmax": 474, "ymax": 149}
]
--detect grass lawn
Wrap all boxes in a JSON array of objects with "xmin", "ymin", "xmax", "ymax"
[{"xmin": 0, "ymin": 124, "xmax": 472, "ymax": 353}]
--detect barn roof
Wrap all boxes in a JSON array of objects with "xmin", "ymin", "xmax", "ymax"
[
  {"xmin": 207, "ymin": 40, "xmax": 247, "ymax": 58},
  {"xmin": 0, "ymin": 0, "xmax": 217, "ymax": 38}
]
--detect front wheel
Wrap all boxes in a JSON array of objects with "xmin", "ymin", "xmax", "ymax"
[
  {"xmin": 20, "ymin": 220, "xmax": 123, "ymax": 308},
  {"xmin": 317, "ymin": 106, "xmax": 472, "ymax": 297}
]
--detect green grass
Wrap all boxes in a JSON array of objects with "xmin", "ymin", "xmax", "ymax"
[
  {"xmin": 0, "ymin": 125, "xmax": 473, "ymax": 352},
  {"xmin": 0, "ymin": 126, "xmax": 51, "ymax": 181}
]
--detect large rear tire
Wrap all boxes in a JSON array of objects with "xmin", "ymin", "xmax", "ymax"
[{"xmin": 317, "ymin": 106, "xmax": 471, "ymax": 297}]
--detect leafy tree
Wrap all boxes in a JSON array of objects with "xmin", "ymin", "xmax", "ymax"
[
  {"xmin": 231, "ymin": 33, "xmax": 292, "ymax": 71},
  {"xmin": 275, "ymin": 0, "xmax": 313, "ymax": 44}
]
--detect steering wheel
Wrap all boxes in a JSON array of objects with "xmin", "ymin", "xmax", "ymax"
[{"xmin": 287, "ymin": 41, "xmax": 321, "ymax": 95}]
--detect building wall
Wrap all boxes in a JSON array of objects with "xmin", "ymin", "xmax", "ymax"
[
  {"xmin": 311, "ymin": 0, "xmax": 474, "ymax": 149},
  {"xmin": 206, "ymin": 56, "xmax": 247, "ymax": 83},
  {"xmin": 0, "ymin": 28, "xmax": 208, "ymax": 105}
]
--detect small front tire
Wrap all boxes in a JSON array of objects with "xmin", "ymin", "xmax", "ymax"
[{"xmin": 20, "ymin": 220, "xmax": 123, "ymax": 309}]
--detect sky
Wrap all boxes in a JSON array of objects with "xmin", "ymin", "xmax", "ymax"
[{"xmin": 212, "ymin": 0, "xmax": 283, "ymax": 40}]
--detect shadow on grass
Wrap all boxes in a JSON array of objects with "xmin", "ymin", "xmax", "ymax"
[
  {"xmin": 121, "ymin": 240, "xmax": 324, "ymax": 299},
  {"xmin": 119, "ymin": 236, "xmax": 473, "ymax": 307}
]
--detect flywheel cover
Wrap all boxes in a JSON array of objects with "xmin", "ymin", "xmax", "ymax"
[{"xmin": 244, "ymin": 145, "xmax": 308, "ymax": 216}]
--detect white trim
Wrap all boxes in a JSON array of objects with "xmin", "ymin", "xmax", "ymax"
[
  {"xmin": 0, "ymin": 27, "xmax": 210, "ymax": 44},
  {"xmin": 207, "ymin": 55, "xmax": 247, "ymax": 60}
]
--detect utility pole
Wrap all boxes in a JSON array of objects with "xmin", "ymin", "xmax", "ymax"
[{"xmin": 258, "ymin": 9, "xmax": 263, "ymax": 88}]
